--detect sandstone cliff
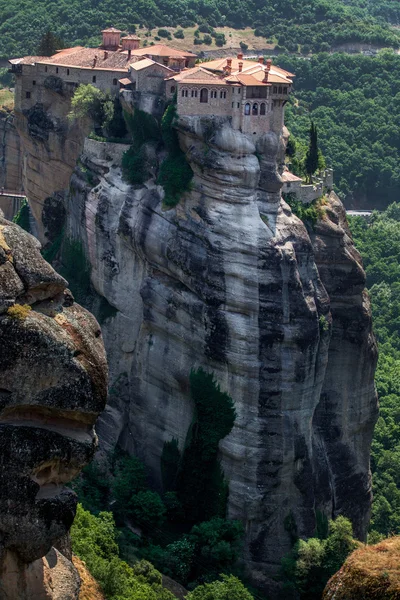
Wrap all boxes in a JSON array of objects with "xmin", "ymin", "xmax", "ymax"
[
  {"xmin": 50, "ymin": 115, "xmax": 378, "ymax": 593},
  {"xmin": 0, "ymin": 213, "xmax": 108, "ymax": 598}
]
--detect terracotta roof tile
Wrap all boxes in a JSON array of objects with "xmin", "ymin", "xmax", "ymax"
[
  {"xmin": 119, "ymin": 77, "xmax": 132, "ymax": 85},
  {"xmin": 127, "ymin": 44, "xmax": 197, "ymax": 58},
  {"xmin": 101, "ymin": 27, "xmax": 122, "ymax": 33},
  {"xmin": 282, "ymin": 171, "xmax": 302, "ymax": 182},
  {"xmin": 37, "ymin": 47, "xmax": 130, "ymax": 70}
]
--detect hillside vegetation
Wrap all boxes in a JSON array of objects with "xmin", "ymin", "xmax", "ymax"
[
  {"xmin": 280, "ymin": 51, "xmax": 400, "ymax": 208},
  {"xmin": 0, "ymin": 0, "xmax": 399, "ymax": 58},
  {"xmin": 349, "ymin": 205, "xmax": 400, "ymax": 538}
]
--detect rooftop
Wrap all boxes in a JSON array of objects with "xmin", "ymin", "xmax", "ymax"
[{"xmin": 125, "ymin": 44, "xmax": 197, "ymax": 59}]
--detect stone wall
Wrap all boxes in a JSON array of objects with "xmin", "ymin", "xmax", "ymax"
[{"xmin": 0, "ymin": 112, "xmax": 23, "ymax": 192}]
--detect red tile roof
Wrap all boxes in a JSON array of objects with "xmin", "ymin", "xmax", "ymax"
[{"xmin": 127, "ymin": 44, "xmax": 197, "ymax": 59}]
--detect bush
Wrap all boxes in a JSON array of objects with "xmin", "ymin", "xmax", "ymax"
[
  {"xmin": 203, "ymin": 34, "xmax": 212, "ymax": 45},
  {"xmin": 157, "ymin": 28, "xmax": 170, "ymax": 38},
  {"xmin": 239, "ymin": 41, "xmax": 248, "ymax": 51},
  {"xmin": 187, "ymin": 575, "xmax": 254, "ymax": 600},
  {"xmin": 174, "ymin": 29, "xmax": 185, "ymax": 39},
  {"xmin": 128, "ymin": 490, "xmax": 166, "ymax": 531},
  {"xmin": 6, "ymin": 304, "xmax": 31, "ymax": 320},
  {"xmin": 12, "ymin": 200, "xmax": 30, "ymax": 233}
]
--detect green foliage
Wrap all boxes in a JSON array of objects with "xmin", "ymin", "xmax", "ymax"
[
  {"xmin": 161, "ymin": 438, "xmax": 181, "ymax": 491},
  {"xmin": 71, "ymin": 504, "xmax": 176, "ymax": 600},
  {"xmin": 186, "ymin": 574, "xmax": 254, "ymax": 600},
  {"xmin": 71, "ymin": 460, "xmax": 111, "ymax": 514},
  {"xmin": 282, "ymin": 516, "xmax": 357, "ymax": 600},
  {"xmin": 284, "ymin": 194, "xmax": 326, "ymax": 228},
  {"xmin": 305, "ymin": 121, "xmax": 319, "ymax": 183},
  {"xmin": 279, "ymin": 51, "xmax": 400, "ymax": 207},
  {"xmin": 59, "ymin": 236, "xmax": 92, "ymax": 303},
  {"xmin": 70, "ymin": 84, "xmax": 114, "ymax": 130},
  {"xmin": 122, "ymin": 109, "xmax": 160, "ymax": 185},
  {"xmin": 2, "ymin": 0, "xmax": 399, "ymax": 58},
  {"xmin": 176, "ymin": 368, "xmax": 236, "ymax": 523},
  {"xmin": 129, "ymin": 490, "xmax": 166, "ymax": 531},
  {"xmin": 36, "ymin": 29, "xmax": 63, "ymax": 56},
  {"xmin": 41, "ymin": 229, "xmax": 64, "ymax": 263},
  {"xmin": 174, "ymin": 29, "xmax": 185, "ymax": 39},
  {"xmin": 349, "ymin": 204, "xmax": 400, "ymax": 536},
  {"xmin": 158, "ymin": 101, "xmax": 193, "ymax": 207},
  {"xmin": 12, "ymin": 200, "xmax": 30, "ymax": 233},
  {"xmin": 157, "ymin": 28, "xmax": 171, "ymax": 39}
]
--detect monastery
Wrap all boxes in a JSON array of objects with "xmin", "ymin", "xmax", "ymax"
[{"xmin": 9, "ymin": 27, "xmax": 294, "ymax": 138}]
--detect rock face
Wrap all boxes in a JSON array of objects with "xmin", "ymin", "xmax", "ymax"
[
  {"xmin": 0, "ymin": 112, "xmax": 23, "ymax": 193},
  {"xmin": 58, "ymin": 116, "xmax": 378, "ymax": 593},
  {"xmin": 12, "ymin": 86, "xmax": 90, "ymax": 241},
  {"xmin": 0, "ymin": 213, "xmax": 108, "ymax": 598}
]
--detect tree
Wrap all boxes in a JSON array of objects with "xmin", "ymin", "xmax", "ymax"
[
  {"xmin": 37, "ymin": 30, "xmax": 63, "ymax": 57},
  {"xmin": 69, "ymin": 84, "xmax": 114, "ymax": 131},
  {"xmin": 305, "ymin": 121, "xmax": 319, "ymax": 183},
  {"xmin": 186, "ymin": 575, "xmax": 254, "ymax": 600}
]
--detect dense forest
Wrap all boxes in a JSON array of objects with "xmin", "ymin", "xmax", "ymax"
[
  {"xmin": 349, "ymin": 206, "xmax": 400, "ymax": 538},
  {"xmin": 0, "ymin": 0, "xmax": 400, "ymax": 58},
  {"xmin": 280, "ymin": 51, "xmax": 400, "ymax": 208}
]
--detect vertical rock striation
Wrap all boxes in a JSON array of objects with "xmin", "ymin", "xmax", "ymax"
[
  {"xmin": 59, "ymin": 115, "xmax": 377, "ymax": 593},
  {"xmin": 0, "ymin": 213, "xmax": 108, "ymax": 598}
]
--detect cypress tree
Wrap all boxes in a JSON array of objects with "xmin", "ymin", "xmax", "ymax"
[
  {"xmin": 305, "ymin": 121, "xmax": 319, "ymax": 183},
  {"xmin": 37, "ymin": 30, "xmax": 63, "ymax": 57}
]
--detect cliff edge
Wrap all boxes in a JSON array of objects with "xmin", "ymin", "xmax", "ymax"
[{"xmin": 0, "ymin": 212, "xmax": 108, "ymax": 598}]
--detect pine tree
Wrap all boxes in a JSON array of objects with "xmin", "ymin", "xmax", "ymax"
[
  {"xmin": 305, "ymin": 121, "xmax": 319, "ymax": 183},
  {"xmin": 37, "ymin": 30, "xmax": 63, "ymax": 57}
]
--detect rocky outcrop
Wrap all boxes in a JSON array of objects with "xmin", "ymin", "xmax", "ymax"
[
  {"xmin": 323, "ymin": 537, "xmax": 400, "ymax": 599},
  {"xmin": 13, "ymin": 87, "xmax": 90, "ymax": 241},
  {"xmin": 58, "ymin": 116, "xmax": 377, "ymax": 594},
  {"xmin": 0, "ymin": 213, "xmax": 108, "ymax": 598}
]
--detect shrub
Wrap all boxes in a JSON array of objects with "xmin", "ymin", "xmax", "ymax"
[
  {"xmin": 174, "ymin": 29, "xmax": 185, "ymax": 39},
  {"xmin": 203, "ymin": 34, "xmax": 212, "ymax": 45},
  {"xmin": 157, "ymin": 28, "xmax": 170, "ymax": 38},
  {"xmin": 128, "ymin": 490, "xmax": 166, "ymax": 531},
  {"xmin": 12, "ymin": 200, "xmax": 30, "ymax": 233},
  {"xmin": 187, "ymin": 575, "xmax": 254, "ymax": 600},
  {"xmin": 239, "ymin": 41, "xmax": 248, "ymax": 51},
  {"xmin": 122, "ymin": 145, "xmax": 148, "ymax": 184},
  {"xmin": 70, "ymin": 84, "xmax": 114, "ymax": 130},
  {"xmin": 7, "ymin": 304, "xmax": 31, "ymax": 320}
]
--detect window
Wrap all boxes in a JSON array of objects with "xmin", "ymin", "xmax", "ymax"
[
  {"xmin": 273, "ymin": 86, "xmax": 277, "ymax": 93},
  {"xmin": 237, "ymin": 102, "xmax": 240, "ymax": 108},
  {"xmin": 260, "ymin": 103, "xmax": 266, "ymax": 115},
  {"xmin": 283, "ymin": 87, "xmax": 287, "ymax": 94},
  {"xmin": 67, "ymin": 69, "xmax": 70, "ymax": 75},
  {"xmin": 32, "ymin": 80, "xmax": 36, "ymax": 85},
  {"xmin": 192, "ymin": 89, "xmax": 196, "ymax": 97},
  {"xmin": 210, "ymin": 90, "xmax": 217, "ymax": 98},
  {"xmin": 278, "ymin": 86, "xmax": 282, "ymax": 93},
  {"xmin": 56, "ymin": 67, "xmax": 59, "ymax": 74},
  {"xmin": 182, "ymin": 89, "xmax": 185, "ymax": 97},
  {"xmin": 232, "ymin": 102, "xmax": 234, "ymax": 108},
  {"xmin": 26, "ymin": 91, "xmax": 31, "ymax": 99},
  {"xmin": 200, "ymin": 88, "xmax": 208, "ymax": 103},
  {"xmin": 244, "ymin": 102, "xmax": 250, "ymax": 115},
  {"xmin": 171, "ymin": 86, "xmax": 176, "ymax": 93},
  {"xmin": 113, "ymin": 78, "xmax": 118, "ymax": 85},
  {"xmin": 92, "ymin": 75, "xmax": 96, "ymax": 83},
  {"xmin": 238, "ymin": 88, "xmax": 241, "ymax": 93},
  {"xmin": 45, "ymin": 66, "xmax": 48, "ymax": 72},
  {"xmin": 252, "ymin": 103, "xmax": 258, "ymax": 115},
  {"xmin": 185, "ymin": 89, "xmax": 188, "ymax": 97}
]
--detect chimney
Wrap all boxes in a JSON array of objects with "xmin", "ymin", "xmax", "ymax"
[
  {"xmin": 237, "ymin": 53, "xmax": 243, "ymax": 60},
  {"xmin": 258, "ymin": 56, "xmax": 264, "ymax": 64},
  {"xmin": 263, "ymin": 59, "xmax": 272, "ymax": 83},
  {"xmin": 93, "ymin": 55, "xmax": 97, "ymax": 68},
  {"xmin": 128, "ymin": 48, "xmax": 132, "ymax": 60},
  {"xmin": 238, "ymin": 62, "xmax": 243, "ymax": 72},
  {"xmin": 104, "ymin": 51, "xmax": 108, "ymax": 60},
  {"xmin": 225, "ymin": 57, "xmax": 232, "ymax": 75}
]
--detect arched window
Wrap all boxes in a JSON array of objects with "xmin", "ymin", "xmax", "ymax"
[
  {"xmin": 260, "ymin": 103, "xmax": 266, "ymax": 115},
  {"xmin": 182, "ymin": 89, "xmax": 185, "ymax": 97},
  {"xmin": 200, "ymin": 88, "xmax": 208, "ymax": 103},
  {"xmin": 244, "ymin": 103, "xmax": 251, "ymax": 115},
  {"xmin": 252, "ymin": 103, "xmax": 258, "ymax": 115}
]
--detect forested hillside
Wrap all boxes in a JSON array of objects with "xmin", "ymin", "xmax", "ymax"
[
  {"xmin": 349, "ymin": 206, "xmax": 400, "ymax": 538},
  {"xmin": 0, "ymin": 0, "xmax": 399, "ymax": 58},
  {"xmin": 280, "ymin": 51, "xmax": 400, "ymax": 208}
]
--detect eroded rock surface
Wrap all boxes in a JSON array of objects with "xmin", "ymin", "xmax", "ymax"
[
  {"xmin": 59, "ymin": 116, "xmax": 377, "ymax": 594},
  {"xmin": 0, "ymin": 213, "xmax": 108, "ymax": 598}
]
